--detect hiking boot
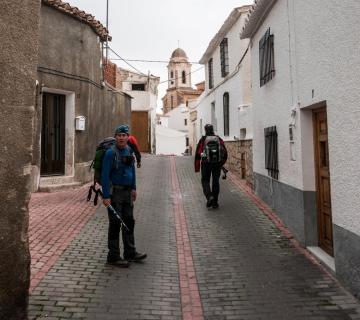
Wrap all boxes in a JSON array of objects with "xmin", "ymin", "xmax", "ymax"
[
  {"xmin": 125, "ymin": 252, "xmax": 147, "ymax": 262},
  {"xmin": 206, "ymin": 196, "xmax": 214, "ymax": 208},
  {"xmin": 106, "ymin": 258, "xmax": 129, "ymax": 268}
]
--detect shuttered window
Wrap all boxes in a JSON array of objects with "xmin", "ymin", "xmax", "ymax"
[
  {"xmin": 208, "ymin": 58, "xmax": 214, "ymax": 89},
  {"xmin": 220, "ymin": 38, "xmax": 229, "ymax": 77},
  {"xmin": 259, "ymin": 28, "xmax": 275, "ymax": 87},
  {"xmin": 264, "ymin": 126, "xmax": 278, "ymax": 179}
]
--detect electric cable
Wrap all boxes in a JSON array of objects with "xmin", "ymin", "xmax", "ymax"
[{"xmin": 107, "ymin": 46, "xmax": 147, "ymax": 76}]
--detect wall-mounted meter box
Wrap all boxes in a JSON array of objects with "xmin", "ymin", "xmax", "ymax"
[{"xmin": 75, "ymin": 116, "xmax": 86, "ymax": 131}]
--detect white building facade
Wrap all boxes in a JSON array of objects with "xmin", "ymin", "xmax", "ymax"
[
  {"xmin": 117, "ymin": 68, "xmax": 160, "ymax": 153},
  {"xmin": 196, "ymin": 6, "xmax": 253, "ymax": 185},
  {"xmin": 156, "ymin": 104, "xmax": 190, "ymax": 155},
  {"xmin": 241, "ymin": 0, "xmax": 360, "ymax": 296}
]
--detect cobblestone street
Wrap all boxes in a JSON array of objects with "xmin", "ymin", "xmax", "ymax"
[{"xmin": 29, "ymin": 155, "xmax": 360, "ymax": 320}]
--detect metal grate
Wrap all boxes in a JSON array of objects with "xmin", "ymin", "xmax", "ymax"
[
  {"xmin": 208, "ymin": 58, "xmax": 214, "ymax": 89},
  {"xmin": 220, "ymin": 38, "xmax": 229, "ymax": 77},
  {"xmin": 259, "ymin": 28, "xmax": 275, "ymax": 87},
  {"xmin": 264, "ymin": 126, "xmax": 278, "ymax": 179}
]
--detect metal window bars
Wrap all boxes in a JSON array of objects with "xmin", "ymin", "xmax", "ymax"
[
  {"xmin": 220, "ymin": 38, "xmax": 229, "ymax": 77},
  {"xmin": 264, "ymin": 126, "xmax": 279, "ymax": 180},
  {"xmin": 259, "ymin": 28, "xmax": 275, "ymax": 87}
]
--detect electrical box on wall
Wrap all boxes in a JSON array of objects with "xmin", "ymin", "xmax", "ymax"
[{"xmin": 75, "ymin": 116, "xmax": 86, "ymax": 131}]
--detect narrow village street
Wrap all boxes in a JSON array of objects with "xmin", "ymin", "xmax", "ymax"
[{"xmin": 28, "ymin": 155, "xmax": 360, "ymax": 320}]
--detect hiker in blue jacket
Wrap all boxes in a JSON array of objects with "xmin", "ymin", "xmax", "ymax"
[{"xmin": 102, "ymin": 124, "xmax": 147, "ymax": 267}]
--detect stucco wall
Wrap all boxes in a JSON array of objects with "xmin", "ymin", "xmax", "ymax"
[
  {"xmin": 199, "ymin": 12, "xmax": 252, "ymax": 142},
  {"xmin": 292, "ymin": 0, "xmax": 360, "ymax": 236},
  {"xmin": 33, "ymin": 5, "xmax": 131, "ymax": 187},
  {"xmin": 0, "ymin": 0, "xmax": 40, "ymax": 318}
]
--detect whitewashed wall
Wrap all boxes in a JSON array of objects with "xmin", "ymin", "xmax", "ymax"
[
  {"xmin": 198, "ymin": 12, "xmax": 252, "ymax": 142},
  {"xmin": 293, "ymin": 0, "xmax": 360, "ymax": 235},
  {"xmin": 250, "ymin": 0, "xmax": 360, "ymax": 235},
  {"xmin": 155, "ymin": 125, "xmax": 186, "ymax": 155}
]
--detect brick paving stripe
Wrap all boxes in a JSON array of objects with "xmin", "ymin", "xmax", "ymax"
[
  {"xmin": 29, "ymin": 184, "xmax": 98, "ymax": 292},
  {"xmin": 170, "ymin": 156, "xmax": 204, "ymax": 320}
]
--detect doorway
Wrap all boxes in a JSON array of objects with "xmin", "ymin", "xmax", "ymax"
[
  {"xmin": 41, "ymin": 93, "xmax": 65, "ymax": 175},
  {"xmin": 313, "ymin": 107, "xmax": 333, "ymax": 256}
]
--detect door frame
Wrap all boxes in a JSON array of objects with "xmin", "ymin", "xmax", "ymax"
[
  {"xmin": 40, "ymin": 88, "xmax": 75, "ymax": 177},
  {"xmin": 313, "ymin": 106, "xmax": 334, "ymax": 256}
]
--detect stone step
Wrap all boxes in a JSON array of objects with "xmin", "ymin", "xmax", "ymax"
[
  {"xmin": 38, "ymin": 181, "xmax": 83, "ymax": 193},
  {"xmin": 40, "ymin": 175, "xmax": 76, "ymax": 185}
]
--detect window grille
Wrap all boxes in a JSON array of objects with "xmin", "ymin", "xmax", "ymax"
[
  {"xmin": 264, "ymin": 126, "xmax": 278, "ymax": 179},
  {"xmin": 220, "ymin": 38, "xmax": 229, "ymax": 77},
  {"xmin": 259, "ymin": 28, "xmax": 275, "ymax": 87},
  {"xmin": 223, "ymin": 92, "xmax": 229, "ymax": 136},
  {"xmin": 208, "ymin": 58, "xmax": 214, "ymax": 89}
]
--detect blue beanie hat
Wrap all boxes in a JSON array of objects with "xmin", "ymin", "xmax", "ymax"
[{"xmin": 115, "ymin": 124, "xmax": 129, "ymax": 135}]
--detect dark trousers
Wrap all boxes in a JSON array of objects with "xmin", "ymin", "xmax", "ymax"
[
  {"xmin": 201, "ymin": 163, "xmax": 222, "ymax": 202},
  {"xmin": 107, "ymin": 188, "xmax": 136, "ymax": 262}
]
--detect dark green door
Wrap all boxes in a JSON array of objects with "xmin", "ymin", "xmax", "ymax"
[{"xmin": 41, "ymin": 93, "xmax": 65, "ymax": 175}]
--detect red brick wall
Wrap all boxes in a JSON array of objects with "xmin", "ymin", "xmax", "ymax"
[{"xmin": 103, "ymin": 59, "xmax": 117, "ymax": 87}]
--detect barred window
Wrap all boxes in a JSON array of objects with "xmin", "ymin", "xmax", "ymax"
[
  {"xmin": 259, "ymin": 28, "xmax": 275, "ymax": 87},
  {"xmin": 264, "ymin": 126, "xmax": 278, "ymax": 179},
  {"xmin": 208, "ymin": 58, "xmax": 214, "ymax": 89},
  {"xmin": 223, "ymin": 92, "xmax": 229, "ymax": 136},
  {"xmin": 220, "ymin": 38, "xmax": 229, "ymax": 77}
]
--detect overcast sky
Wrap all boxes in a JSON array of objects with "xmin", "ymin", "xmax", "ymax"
[{"xmin": 69, "ymin": 0, "xmax": 253, "ymax": 110}]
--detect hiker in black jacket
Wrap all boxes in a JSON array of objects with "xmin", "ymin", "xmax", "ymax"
[{"xmin": 194, "ymin": 124, "xmax": 228, "ymax": 208}]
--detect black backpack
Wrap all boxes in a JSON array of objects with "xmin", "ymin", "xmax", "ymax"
[{"xmin": 202, "ymin": 136, "xmax": 224, "ymax": 164}]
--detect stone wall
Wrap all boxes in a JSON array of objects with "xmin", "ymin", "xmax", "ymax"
[
  {"xmin": 0, "ymin": 0, "xmax": 40, "ymax": 319},
  {"xmin": 225, "ymin": 140, "xmax": 253, "ymax": 188},
  {"xmin": 31, "ymin": 4, "xmax": 131, "ymax": 189}
]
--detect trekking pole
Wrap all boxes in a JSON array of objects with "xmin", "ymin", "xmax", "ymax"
[
  {"xmin": 87, "ymin": 184, "xmax": 129, "ymax": 232},
  {"xmin": 221, "ymin": 167, "xmax": 228, "ymax": 180},
  {"xmin": 105, "ymin": 204, "xmax": 130, "ymax": 232}
]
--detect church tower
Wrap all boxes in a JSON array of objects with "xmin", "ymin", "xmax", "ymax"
[
  {"xmin": 168, "ymin": 48, "xmax": 192, "ymax": 90},
  {"xmin": 162, "ymin": 48, "xmax": 203, "ymax": 114}
]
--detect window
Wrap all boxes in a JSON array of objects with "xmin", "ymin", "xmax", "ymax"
[
  {"xmin": 184, "ymin": 119, "xmax": 188, "ymax": 126},
  {"xmin": 186, "ymin": 137, "xmax": 189, "ymax": 146},
  {"xmin": 182, "ymin": 71, "xmax": 186, "ymax": 84},
  {"xmin": 259, "ymin": 28, "xmax": 275, "ymax": 87},
  {"xmin": 264, "ymin": 126, "xmax": 278, "ymax": 179},
  {"xmin": 171, "ymin": 96, "xmax": 174, "ymax": 109},
  {"xmin": 223, "ymin": 92, "xmax": 229, "ymax": 136},
  {"xmin": 131, "ymin": 83, "xmax": 145, "ymax": 91},
  {"xmin": 208, "ymin": 58, "xmax": 214, "ymax": 89},
  {"xmin": 220, "ymin": 38, "xmax": 229, "ymax": 77},
  {"xmin": 170, "ymin": 71, "xmax": 174, "ymax": 85}
]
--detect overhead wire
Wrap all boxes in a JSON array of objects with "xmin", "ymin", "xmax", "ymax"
[
  {"xmin": 107, "ymin": 46, "xmax": 147, "ymax": 76},
  {"xmin": 106, "ymin": 45, "xmax": 205, "ymax": 86}
]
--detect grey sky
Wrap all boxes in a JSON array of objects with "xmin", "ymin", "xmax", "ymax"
[{"xmin": 68, "ymin": 0, "xmax": 253, "ymax": 109}]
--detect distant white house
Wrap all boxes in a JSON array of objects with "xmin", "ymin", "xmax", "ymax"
[
  {"xmin": 195, "ymin": 5, "xmax": 253, "ymax": 184},
  {"xmin": 117, "ymin": 67, "xmax": 160, "ymax": 153},
  {"xmin": 156, "ymin": 104, "xmax": 190, "ymax": 155},
  {"xmin": 241, "ymin": 0, "xmax": 360, "ymax": 297},
  {"xmin": 155, "ymin": 125, "xmax": 186, "ymax": 156}
]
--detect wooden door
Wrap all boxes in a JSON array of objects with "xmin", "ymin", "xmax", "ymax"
[
  {"xmin": 313, "ymin": 108, "xmax": 333, "ymax": 256},
  {"xmin": 41, "ymin": 93, "xmax": 65, "ymax": 175},
  {"xmin": 131, "ymin": 111, "xmax": 150, "ymax": 152}
]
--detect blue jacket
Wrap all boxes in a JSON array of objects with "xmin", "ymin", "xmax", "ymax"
[{"xmin": 101, "ymin": 145, "xmax": 136, "ymax": 198}]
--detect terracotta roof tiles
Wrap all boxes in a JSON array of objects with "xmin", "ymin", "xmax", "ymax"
[{"xmin": 42, "ymin": 0, "xmax": 111, "ymax": 41}]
